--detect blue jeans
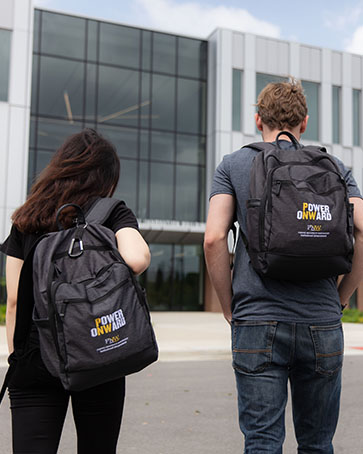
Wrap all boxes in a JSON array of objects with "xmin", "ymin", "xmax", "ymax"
[{"xmin": 232, "ymin": 321, "xmax": 343, "ymax": 454}]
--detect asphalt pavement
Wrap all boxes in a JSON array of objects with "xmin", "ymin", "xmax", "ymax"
[{"xmin": 0, "ymin": 313, "xmax": 363, "ymax": 453}]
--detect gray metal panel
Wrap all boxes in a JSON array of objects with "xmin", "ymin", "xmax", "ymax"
[
  {"xmin": 232, "ymin": 32, "xmax": 244, "ymax": 69},
  {"xmin": 331, "ymin": 52, "xmax": 342, "ymax": 85},
  {"xmin": 352, "ymin": 55, "xmax": 362, "ymax": 89},
  {"xmin": 256, "ymin": 37, "xmax": 288, "ymax": 75},
  {"xmin": 300, "ymin": 45, "xmax": 321, "ymax": 81}
]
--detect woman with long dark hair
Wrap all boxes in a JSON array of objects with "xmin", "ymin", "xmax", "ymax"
[{"xmin": 1, "ymin": 129, "xmax": 151, "ymax": 453}]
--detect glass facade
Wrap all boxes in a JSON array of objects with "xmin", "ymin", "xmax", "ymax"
[
  {"xmin": 29, "ymin": 10, "xmax": 207, "ymax": 311},
  {"xmin": 232, "ymin": 69, "xmax": 242, "ymax": 131},
  {"xmin": 332, "ymin": 85, "xmax": 341, "ymax": 144},
  {"xmin": 301, "ymin": 81, "xmax": 319, "ymax": 141},
  {"xmin": 353, "ymin": 89, "xmax": 361, "ymax": 146},
  {"xmin": 0, "ymin": 29, "xmax": 11, "ymax": 102},
  {"xmin": 140, "ymin": 244, "xmax": 204, "ymax": 311}
]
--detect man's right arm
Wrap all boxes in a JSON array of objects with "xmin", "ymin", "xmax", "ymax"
[
  {"xmin": 204, "ymin": 194, "xmax": 235, "ymax": 323},
  {"xmin": 338, "ymin": 197, "xmax": 363, "ymax": 307}
]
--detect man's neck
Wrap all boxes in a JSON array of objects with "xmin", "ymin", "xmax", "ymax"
[{"xmin": 262, "ymin": 128, "xmax": 300, "ymax": 143}]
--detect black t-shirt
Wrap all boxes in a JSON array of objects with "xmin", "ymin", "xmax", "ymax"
[{"xmin": 1, "ymin": 199, "xmax": 139, "ymax": 260}]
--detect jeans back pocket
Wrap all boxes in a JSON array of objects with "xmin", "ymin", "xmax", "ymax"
[
  {"xmin": 232, "ymin": 321, "xmax": 277, "ymax": 374},
  {"xmin": 310, "ymin": 322, "xmax": 344, "ymax": 376}
]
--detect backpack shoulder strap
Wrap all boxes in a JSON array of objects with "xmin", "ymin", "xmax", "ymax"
[
  {"xmin": 85, "ymin": 198, "xmax": 121, "ymax": 224},
  {"xmin": 242, "ymin": 142, "xmax": 276, "ymax": 153}
]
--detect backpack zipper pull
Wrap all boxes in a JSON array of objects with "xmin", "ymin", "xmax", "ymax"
[{"xmin": 276, "ymin": 180, "xmax": 282, "ymax": 196}]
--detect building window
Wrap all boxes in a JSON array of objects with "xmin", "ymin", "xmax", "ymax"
[
  {"xmin": 0, "ymin": 29, "xmax": 11, "ymax": 102},
  {"xmin": 353, "ymin": 89, "xmax": 361, "ymax": 146},
  {"xmin": 30, "ymin": 10, "xmax": 207, "ymax": 224},
  {"xmin": 332, "ymin": 85, "xmax": 341, "ymax": 144},
  {"xmin": 232, "ymin": 69, "xmax": 242, "ymax": 131},
  {"xmin": 301, "ymin": 80, "xmax": 319, "ymax": 142},
  {"xmin": 140, "ymin": 244, "xmax": 204, "ymax": 311}
]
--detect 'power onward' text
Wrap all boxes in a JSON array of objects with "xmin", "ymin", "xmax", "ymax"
[
  {"xmin": 296, "ymin": 203, "xmax": 332, "ymax": 221},
  {"xmin": 90, "ymin": 309, "xmax": 126, "ymax": 337}
]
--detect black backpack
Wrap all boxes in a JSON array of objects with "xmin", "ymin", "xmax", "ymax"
[
  {"xmin": 243, "ymin": 131, "xmax": 354, "ymax": 281},
  {"xmin": 1, "ymin": 198, "xmax": 158, "ymax": 397}
]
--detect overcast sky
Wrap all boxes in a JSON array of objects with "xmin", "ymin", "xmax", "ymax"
[{"xmin": 34, "ymin": 0, "xmax": 363, "ymax": 55}]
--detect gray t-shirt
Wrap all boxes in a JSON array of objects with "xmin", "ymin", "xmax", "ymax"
[{"xmin": 210, "ymin": 140, "xmax": 362, "ymax": 323}]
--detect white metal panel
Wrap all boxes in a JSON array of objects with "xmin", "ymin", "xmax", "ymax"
[
  {"xmin": 351, "ymin": 55, "xmax": 362, "ymax": 89},
  {"xmin": 216, "ymin": 131, "xmax": 232, "ymax": 165},
  {"xmin": 243, "ymin": 34, "xmax": 256, "ymax": 136},
  {"xmin": 0, "ymin": 0, "xmax": 14, "ymax": 30},
  {"xmin": 300, "ymin": 45, "xmax": 321, "ymax": 81},
  {"xmin": 232, "ymin": 32, "xmax": 244, "ymax": 69},
  {"xmin": 218, "ymin": 29, "xmax": 233, "ymax": 132},
  {"xmin": 289, "ymin": 42, "xmax": 300, "ymax": 78},
  {"xmin": 6, "ymin": 106, "xmax": 29, "ymax": 208},
  {"xmin": 0, "ymin": 103, "xmax": 10, "ymax": 211},
  {"xmin": 8, "ymin": 30, "xmax": 30, "ymax": 105},
  {"xmin": 232, "ymin": 131, "xmax": 244, "ymax": 151},
  {"xmin": 342, "ymin": 53, "xmax": 352, "ymax": 147},
  {"xmin": 352, "ymin": 147, "xmax": 363, "ymax": 191},
  {"xmin": 331, "ymin": 52, "xmax": 342, "ymax": 85},
  {"xmin": 13, "ymin": 0, "xmax": 32, "ymax": 32},
  {"xmin": 320, "ymin": 83, "xmax": 332, "ymax": 144},
  {"xmin": 256, "ymin": 37, "xmax": 288, "ymax": 75}
]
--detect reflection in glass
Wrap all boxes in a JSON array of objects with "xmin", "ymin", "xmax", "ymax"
[
  {"xmin": 140, "ymin": 129, "xmax": 150, "ymax": 160},
  {"xmin": 36, "ymin": 150, "xmax": 56, "ymax": 176},
  {"xmin": 87, "ymin": 20, "xmax": 98, "ymax": 62},
  {"xmin": 353, "ymin": 89, "xmax": 361, "ymax": 146},
  {"xmin": 114, "ymin": 158, "xmax": 137, "ymax": 211},
  {"xmin": 38, "ymin": 56, "xmax": 84, "ymax": 120},
  {"xmin": 175, "ymin": 165, "xmax": 203, "ymax": 221},
  {"xmin": 151, "ymin": 74, "xmax": 175, "ymax": 131},
  {"xmin": 176, "ymin": 134, "xmax": 205, "ymax": 165},
  {"xmin": 232, "ymin": 69, "xmax": 242, "ymax": 131},
  {"xmin": 152, "ymin": 33, "xmax": 176, "ymax": 75},
  {"xmin": 302, "ymin": 80, "xmax": 319, "ymax": 141},
  {"xmin": 173, "ymin": 245, "xmax": 203, "ymax": 310},
  {"xmin": 99, "ymin": 23, "xmax": 140, "ymax": 69},
  {"xmin": 141, "ymin": 244, "xmax": 173, "ymax": 310},
  {"xmin": 36, "ymin": 118, "xmax": 83, "ymax": 150},
  {"xmin": 0, "ymin": 29, "xmax": 11, "ymax": 102},
  {"xmin": 150, "ymin": 162, "xmax": 174, "ymax": 219},
  {"xmin": 33, "ymin": 9, "xmax": 40, "ymax": 53},
  {"xmin": 98, "ymin": 66, "xmax": 139, "ymax": 127},
  {"xmin": 140, "ymin": 72, "xmax": 151, "ymax": 129},
  {"xmin": 98, "ymin": 125, "xmax": 138, "ymax": 159},
  {"xmin": 332, "ymin": 85, "xmax": 341, "ymax": 144},
  {"xmin": 177, "ymin": 79, "xmax": 206, "ymax": 134},
  {"xmin": 138, "ymin": 161, "xmax": 149, "ymax": 219},
  {"xmin": 178, "ymin": 38, "xmax": 207, "ymax": 79},
  {"xmin": 31, "ymin": 55, "xmax": 39, "ymax": 115},
  {"xmin": 85, "ymin": 64, "xmax": 97, "ymax": 122},
  {"xmin": 151, "ymin": 131, "xmax": 174, "ymax": 162},
  {"xmin": 256, "ymin": 73, "xmax": 286, "ymax": 101},
  {"xmin": 140, "ymin": 244, "xmax": 203, "ymax": 311},
  {"xmin": 142, "ymin": 30, "xmax": 151, "ymax": 71},
  {"xmin": 41, "ymin": 12, "xmax": 86, "ymax": 59}
]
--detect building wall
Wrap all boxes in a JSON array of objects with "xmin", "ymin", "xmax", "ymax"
[{"xmin": 0, "ymin": 0, "xmax": 33, "ymax": 243}]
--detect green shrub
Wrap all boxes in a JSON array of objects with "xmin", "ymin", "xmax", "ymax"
[
  {"xmin": 0, "ymin": 304, "xmax": 5, "ymax": 325},
  {"xmin": 341, "ymin": 308, "xmax": 363, "ymax": 323}
]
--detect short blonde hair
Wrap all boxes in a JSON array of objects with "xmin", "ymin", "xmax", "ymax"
[{"xmin": 256, "ymin": 78, "xmax": 308, "ymax": 130}]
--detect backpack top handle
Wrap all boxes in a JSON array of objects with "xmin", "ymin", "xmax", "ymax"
[
  {"xmin": 275, "ymin": 131, "xmax": 301, "ymax": 150},
  {"xmin": 56, "ymin": 203, "xmax": 86, "ymax": 231}
]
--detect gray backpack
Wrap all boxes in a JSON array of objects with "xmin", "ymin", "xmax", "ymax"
[{"xmin": 32, "ymin": 198, "xmax": 158, "ymax": 391}]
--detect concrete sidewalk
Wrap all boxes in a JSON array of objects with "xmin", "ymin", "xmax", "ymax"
[{"xmin": 1, "ymin": 312, "xmax": 363, "ymax": 366}]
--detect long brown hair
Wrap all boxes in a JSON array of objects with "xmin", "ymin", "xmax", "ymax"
[{"xmin": 13, "ymin": 129, "xmax": 120, "ymax": 233}]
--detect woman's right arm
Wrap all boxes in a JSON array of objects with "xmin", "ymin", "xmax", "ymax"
[{"xmin": 5, "ymin": 256, "xmax": 23, "ymax": 354}]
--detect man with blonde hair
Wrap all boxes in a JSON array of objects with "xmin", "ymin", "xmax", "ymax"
[{"xmin": 204, "ymin": 78, "xmax": 363, "ymax": 453}]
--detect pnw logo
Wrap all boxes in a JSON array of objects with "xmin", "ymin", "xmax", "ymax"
[
  {"xmin": 296, "ymin": 203, "xmax": 332, "ymax": 221},
  {"xmin": 90, "ymin": 309, "xmax": 126, "ymax": 338}
]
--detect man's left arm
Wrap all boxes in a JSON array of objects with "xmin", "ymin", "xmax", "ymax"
[
  {"xmin": 204, "ymin": 194, "xmax": 235, "ymax": 324},
  {"xmin": 338, "ymin": 197, "xmax": 363, "ymax": 306}
]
